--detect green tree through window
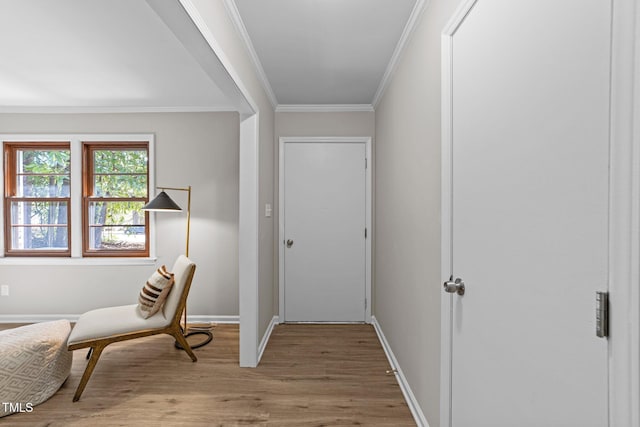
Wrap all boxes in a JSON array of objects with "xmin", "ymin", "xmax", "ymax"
[
  {"xmin": 84, "ymin": 142, "xmax": 149, "ymax": 257},
  {"xmin": 3, "ymin": 140, "xmax": 150, "ymax": 257},
  {"xmin": 4, "ymin": 143, "xmax": 71, "ymax": 255}
]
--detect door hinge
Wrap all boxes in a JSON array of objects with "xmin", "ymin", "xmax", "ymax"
[
  {"xmin": 365, "ymin": 298, "xmax": 367, "ymax": 309},
  {"xmin": 596, "ymin": 291, "xmax": 608, "ymax": 338},
  {"xmin": 365, "ymin": 157, "xmax": 368, "ymax": 169},
  {"xmin": 365, "ymin": 228, "xmax": 367, "ymax": 239}
]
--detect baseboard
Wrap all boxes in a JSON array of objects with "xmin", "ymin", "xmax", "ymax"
[
  {"xmin": 371, "ymin": 316, "xmax": 429, "ymax": 427},
  {"xmin": 187, "ymin": 315, "xmax": 239, "ymax": 324},
  {"xmin": 0, "ymin": 314, "xmax": 240, "ymax": 324},
  {"xmin": 0, "ymin": 314, "xmax": 80, "ymax": 323},
  {"xmin": 258, "ymin": 315, "xmax": 279, "ymax": 362}
]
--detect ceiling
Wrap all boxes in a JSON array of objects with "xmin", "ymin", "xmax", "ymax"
[
  {"xmin": 0, "ymin": 0, "xmax": 417, "ymax": 111},
  {"xmin": 234, "ymin": 0, "xmax": 417, "ymax": 105},
  {"xmin": 0, "ymin": 0, "xmax": 243, "ymax": 112}
]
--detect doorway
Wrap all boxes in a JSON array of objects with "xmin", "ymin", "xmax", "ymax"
[{"xmin": 278, "ymin": 137, "xmax": 372, "ymax": 322}]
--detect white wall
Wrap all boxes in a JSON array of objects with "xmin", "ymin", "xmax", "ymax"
[
  {"xmin": 0, "ymin": 112, "xmax": 239, "ymax": 318},
  {"xmin": 276, "ymin": 111, "xmax": 375, "ymax": 138},
  {"xmin": 374, "ymin": 0, "xmax": 464, "ymax": 425}
]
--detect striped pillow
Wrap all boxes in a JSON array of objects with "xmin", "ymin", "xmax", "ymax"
[{"xmin": 138, "ymin": 265, "xmax": 175, "ymax": 319}]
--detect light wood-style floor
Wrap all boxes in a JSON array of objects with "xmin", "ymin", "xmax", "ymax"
[{"xmin": 2, "ymin": 323, "xmax": 415, "ymax": 426}]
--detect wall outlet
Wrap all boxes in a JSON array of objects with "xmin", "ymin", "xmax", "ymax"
[{"xmin": 0, "ymin": 285, "xmax": 8, "ymax": 297}]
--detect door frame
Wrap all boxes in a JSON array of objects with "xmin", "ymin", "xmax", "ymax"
[
  {"xmin": 278, "ymin": 136, "xmax": 372, "ymax": 323},
  {"xmin": 439, "ymin": 0, "xmax": 640, "ymax": 426}
]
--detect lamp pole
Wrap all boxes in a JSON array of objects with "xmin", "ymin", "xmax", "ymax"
[
  {"xmin": 143, "ymin": 185, "xmax": 212, "ymax": 348},
  {"xmin": 155, "ymin": 186, "xmax": 191, "ymax": 256}
]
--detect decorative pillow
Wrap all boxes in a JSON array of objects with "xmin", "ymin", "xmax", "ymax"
[{"xmin": 138, "ymin": 265, "xmax": 175, "ymax": 319}]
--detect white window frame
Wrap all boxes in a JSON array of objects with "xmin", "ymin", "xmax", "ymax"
[{"xmin": 0, "ymin": 134, "xmax": 156, "ymax": 265}]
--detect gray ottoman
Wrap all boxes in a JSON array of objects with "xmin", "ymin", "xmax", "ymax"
[{"xmin": 0, "ymin": 320, "xmax": 72, "ymax": 417}]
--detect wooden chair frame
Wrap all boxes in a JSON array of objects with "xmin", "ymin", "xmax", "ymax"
[{"xmin": 68, "ymin": 263, "xmax": 197, "ymax": 402}]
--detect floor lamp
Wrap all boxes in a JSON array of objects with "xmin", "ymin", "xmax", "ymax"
[{"xmin": 143, "ymin": 185, "xmax": 213, "ymax": 349}]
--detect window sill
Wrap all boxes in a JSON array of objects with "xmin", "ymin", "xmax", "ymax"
[{"xmin": 0, "ymin": 257, "xmax": 158, "ymax": 266}]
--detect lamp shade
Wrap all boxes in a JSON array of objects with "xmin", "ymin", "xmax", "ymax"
[{"xmin": 142, "ymin": 191, "xmax": 182, "ymax": 211}]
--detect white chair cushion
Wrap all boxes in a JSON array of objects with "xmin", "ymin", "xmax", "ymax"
[
  {"xmin": 67, "ymin": 304, "xmax": 170, "ymax": 345},
  {"xmin": 0, "ymin": 320, "xmax": 72, "ymax": 417},
  {"xmin": 162, "ymin": 255, "xmax": 195, "ymax": 320},
  {"xmin": 68, "ymin": 257, "xmax": 195, "ymax": 346}
]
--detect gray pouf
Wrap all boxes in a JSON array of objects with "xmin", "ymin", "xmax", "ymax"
[{"xmin": 0, "ymin": 320, "xmax": 72, "ymax": 417}]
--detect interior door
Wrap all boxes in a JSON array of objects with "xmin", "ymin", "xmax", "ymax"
[
  {"xmin": 445, "ymin": 0, "xmax": 611, "ymax": 425},
  {"xmin": 283, "ymin": 142, "xmax": 366, "ymax": 322}
]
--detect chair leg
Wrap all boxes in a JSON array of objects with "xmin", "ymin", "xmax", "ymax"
[
  {"xmin": 172, "ymin": 331, "xmax": 197, "ymax": 362},
  {"xmin": 73, "ymin": 345, "xmax": 105, "ymax": 402}
]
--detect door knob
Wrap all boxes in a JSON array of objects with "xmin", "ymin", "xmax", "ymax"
[
  {"xmin": 443, "ymin": 276, "xmax": 465, "ymax": 296},
  {"xmin": 286, "ymin": 239, "xmax": 294, "ymax": 248}
]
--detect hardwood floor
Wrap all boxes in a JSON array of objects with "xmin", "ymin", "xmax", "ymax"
[{"xmin": 2, "ymin": 323, "xmax": 415, "ymax": 426}]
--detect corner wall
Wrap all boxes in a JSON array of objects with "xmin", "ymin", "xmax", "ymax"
[
  {"xmin": 188, "ymin": 0, "xmax": 277, "ymax": 353},
  {"xmin": 0, "ymin": 112, "xmax": 239, "ymax": 318},
  {"xmin": 374, "ymin": 0, "xmax": 464, "ymax": 424}
]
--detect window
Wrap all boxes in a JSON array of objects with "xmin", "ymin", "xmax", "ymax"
[
  {"xmin": 2, "ymin": 136, "xmax": 152, "ymax": 259},
  {"xmin": 4, "ymin": 142, "xmax": 71, "ymax": 256},
  {"xmin": 83, "ymin": 142, "xmax": 149, "ymax": 257}
]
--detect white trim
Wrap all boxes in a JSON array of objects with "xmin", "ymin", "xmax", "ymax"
[
  {"xmin": 275, "ymin": 104, "xmax": 374, "ymax": 113},
  {"xmin": 633, "ymin": 6, "xmax": 640, "ymax": 423},
  {"xmin": 0, "ymin": 134, "xmax": 154, "ymax": 141},
  {"xmin": 278, "ymin": 137, "xmax": 372, "ymax": 323},
  {"xmin": 0, "ymin": 314, "xmax": 239, "ymax": 324},
  {"xmin": 371, "ymin": 316, "xmax": 429, "ymax": 427},
  {"xmin": 223, "ymin": 0, "xmax": 278, "ymax": 108},
  {"xmin": 0, "ymin": 257, "xmax": 157, "ymax": 266},
  {"xmin": 283, "ymin": 321, "xmax": 365, "ymax": 325},
  {"xmin": 70, "ymin": 138, "xmax": 83, "ymax": 256},
  {"xmin": 258, "ymin": 315, "xmax": 279, "ymax": 362},
  {"xmin": 0, "ymin": 106, "xmax": 237, "ymax": 114},
  {"xmin": 188, "ymin": 315, "xmax": 239, "ymax": 324},
  {"xmin": 238, "ymin": 113, "xmax": 260, "ymax": 367},
  {"xmin": 609, "ymin": 0, "xmax": 640, "ymax": 426},
  {"xmin": 179, "ymin": 0, "xmax": 257, "ymax": 115},
  {"xmin": 440, "ymin": 2, "xmax": 472, "ymax": 425},
  {"xmin": 633, "ymin": 6, "xmax": 640, "ymax": 424},
  {"xmin": 179, "ymin": 0, "xmax": 264, "ymax": 369},
  {"xmin": 148, "ymin": 0, "xmax": 253, "ymax": 115},
  {"xmin": 364, "ymin": 139, "xmax": 373, "ymax": 324},
  {"xmin": 0, "ymin": 315, "xmax": 81, "ymax": 324},
  {"xmin": 372, "ymin": 0, "xmax": 428, "ymax": 108}
]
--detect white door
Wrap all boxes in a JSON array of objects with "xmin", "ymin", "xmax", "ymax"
[
  {"xmin": 283, "ymin": 142, "xmax": 366, "ymax": 322},
  {"xmin": 443, "ymin": 0, "xmax": 611, "ymax": 425}
]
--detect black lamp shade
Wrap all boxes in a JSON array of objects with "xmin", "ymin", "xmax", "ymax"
[{"xmin": 142, "ymin": 191, "xmax": 182, "ymax": 211}]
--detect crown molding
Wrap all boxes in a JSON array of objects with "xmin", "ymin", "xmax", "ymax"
[
  {"xmin": 372, "ymin": 0, "xmax": 428, "ymax": 108},
  {"xmin": 223, "ymin": 0, "xmax": 279, "ymax": 109},
  {"xmin": 0, "ymin": 106, "xmax": 237, "ymax": 114},
  {"xmin": 275, "ymin": 104, "xmax": 374, "ymax": 113}
]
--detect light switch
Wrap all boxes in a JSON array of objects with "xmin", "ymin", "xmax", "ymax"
[
  {"xmin": 265, "ymin": 203, "xmax": 272, "ymax": 218},
  {"xmin": 1, "ymin": 285, "xmax": 9, "ymax": 297}
]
